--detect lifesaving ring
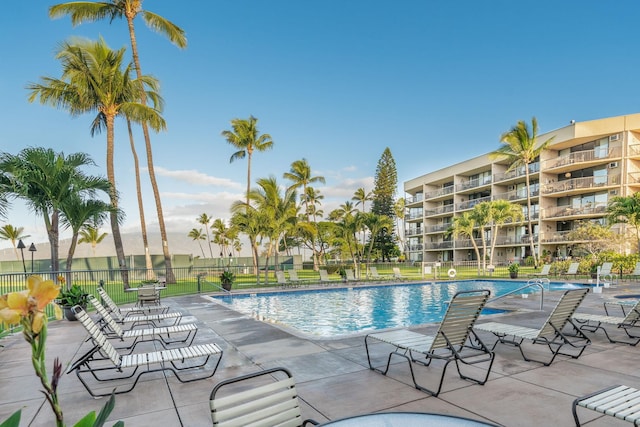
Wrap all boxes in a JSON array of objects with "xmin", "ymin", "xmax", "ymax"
[{"xmin": 447, "ymin": 268, "xmax": 457, "ymax": 278}]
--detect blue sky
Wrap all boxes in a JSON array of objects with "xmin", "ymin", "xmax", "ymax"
[{"xmin": 2, "ymin": 1, "xmax": 640, "ymax": 249}]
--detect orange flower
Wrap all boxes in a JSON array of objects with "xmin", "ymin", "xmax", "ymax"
[
  {"xmin": 0, "ymin": 276, "xmax": 61, "ymax": 332},
  {"xmin": 0, "ymin": 290, "xmax": 29, "ymax": 327},
  {"xmin": 27, "ymin": 275, "xmax": 60, "ymax": 311}
]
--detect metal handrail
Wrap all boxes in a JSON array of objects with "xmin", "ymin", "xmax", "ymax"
[{"xmin": 487, "ymin": 279, "xmax": 545, "ymax": 310}]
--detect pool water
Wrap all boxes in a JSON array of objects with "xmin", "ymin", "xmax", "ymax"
[{"xmin": 211, "ymin": 280, "xmax": 585, "ymax": 338}]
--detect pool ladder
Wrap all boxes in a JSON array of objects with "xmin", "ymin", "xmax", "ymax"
[{"xmin": 487, "ymin": 278, "xmax": 548, "ymax": 310}]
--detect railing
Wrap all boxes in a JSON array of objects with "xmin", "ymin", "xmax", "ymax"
[
  {"xmin": 456, "ymin": 196, "xmax": 492, "ymax": 211},
  {"xmin": 405, "ymin": 194, "xmax": 423, "ymax": 205},
  {"xmin": 542, "ymin": 175, "xmax": 620, "ymax": 195},
  {"xmin": 493, "ymin": 163, "xmax": 540, "ymax": 183},
  {"xmin": 543, "ymin": 146, "xmax": 621, "ymax": 170},
  {"xmin": 425, "ymin": 205, "xmax": 454, "ymax": 216},
  {"xmin": 542, "ymin": 203, "xmax": 607, "ymax": 219},
  {"xmin": 424, "ymin": 186, "xmax": 454, "ymax": 199},
  {"xmin": 487, "ymin": 279, "xmax": 546, "ymax": 310},
  {"xmin": 456, "ymin": 177, "xmax": 492, "ymax": 192}
]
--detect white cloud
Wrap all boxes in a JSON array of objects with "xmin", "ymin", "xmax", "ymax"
[{"xmin": 154, "ymin": 167, "xmax": 243, "ymax": 189}]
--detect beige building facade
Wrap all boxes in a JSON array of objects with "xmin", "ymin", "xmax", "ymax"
[{"xmin": 403, "ymin": 113, "xmax": 640, "ymax": 264}]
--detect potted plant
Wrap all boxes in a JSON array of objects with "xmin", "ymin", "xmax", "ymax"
[
  {"xmin": 220, "ymin": 270, "xmax": 235, "ymax": 291},
  {"xmin": 508, "ymin": 263, "xmax": 519, "ymax": 279},
  {"xmin": 57, "ymin": 284, "xmax": 89, "ymax": 321}
]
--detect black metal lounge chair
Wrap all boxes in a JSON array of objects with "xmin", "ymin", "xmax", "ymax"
[
  {"xmin": 365, "ymin": 289, "xmax": 495, "ymax": 397},
  {"xmin": 573, "ymin": 385, "xmax": 640, "ymax": 426},
  {"xmin": 97, "ymin": 287, "xmax": 181, "ymax": 328},
  {"xmin": 573, "ymin": 298, "xmax": 640, "ymax": 346},
  {"xmin": 474, "ymin": 288, "xmax": 590, "ymax": 366},
  {"xmin": 210, "ymin": 367, "xmax": 318, "ymax": 426},
  {"xmin": 68, "ymin": 306, "xmax": 223, "ymax": 398}
]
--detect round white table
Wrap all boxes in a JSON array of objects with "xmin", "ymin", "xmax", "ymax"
[{"xmin": 321, "ymin": 412, "xmax": 498, "ymax": 426}]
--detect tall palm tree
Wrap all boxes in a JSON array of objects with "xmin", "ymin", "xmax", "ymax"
[
  {"xmin": 361, "ymin": 212, "xmax": 393, "ymax": 266},
  {"xmin": 78, "ymin": 224, "xmax": 108, "ymax": 257},
  {"xmin": 223, "ymin": 115, "xmax": 273, "ymax": 271},
  {"xmin": 230, "ymin": 205, "xmax": 264, "ymax": 277},
  {"xmin": 60, "ymin": 194, "xmax": 112, "ymax": 273},
  {"xmin": 485, "ymin": 200, "xmax": 524, "ymax": 266},
  {"xmin": 50, "ymin": 0, "xmax": 187, "ymax": 283},
  {"xmin": 211, "ymin": 218, "xmax": 230, "ymax": 260},
  {"xmin": 447, "ymin": 212, "xmax": 482, "ymax": 275},
  {"xmin": 0, "ymin": 148, "xmax": 107, "ymax": 272},
  {"xmin": 0, "ymin": 225, "xmax": 30, "ymax": 261},
  {"xmin": 223, "ymin": 115, "xmax": 274, "ymax": 206},
  {"xmin": 27, "ymin": 38, "xmax": 165, "ymax": 285},
  {"xmin": 197, "ymin": 213, "xmax": 214, "ymax": 258},
  {"xmin": 187, "ymin": 228, "xmax": 206, "ymax": 258},
  {"xmin": 607, "ymin": 193, "xmax": 640, "ymax": 253},
  {"xmin": 394, "ymin": 198, "xmax": 406, "ymax": 255},
  {"xmin": 493, "ymin": 117, "xmax": 554, "ymax": 267},
  {"xmin": 285, "ymin": 159, "xmax": 326, "ymax": 270}
]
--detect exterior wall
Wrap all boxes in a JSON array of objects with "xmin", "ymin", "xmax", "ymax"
[{"xmin": 404, "ymin": 113, "xmax": 640, "ymax": 264}]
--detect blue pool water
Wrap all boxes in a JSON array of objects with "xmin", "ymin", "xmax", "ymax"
[{"xmin": 211, "ymin": 280, "xmax": 585, "ymax": 338}]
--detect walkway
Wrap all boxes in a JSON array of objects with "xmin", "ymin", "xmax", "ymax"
[{"xmin": 1, "ymin": 281, "xmax": 639, "ymax": 426}]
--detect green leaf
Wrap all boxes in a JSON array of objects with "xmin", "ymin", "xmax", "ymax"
[
  {"xmin": 0, "ymin": 410, "xmax": 21, "ymax": 427},
  {"xmin": 72, "ymin": 411, "xmax": 96, "ymax": 427},
  {"xmin": 92, "ymin": 392, "xmax": 119, "ymax": 427}
]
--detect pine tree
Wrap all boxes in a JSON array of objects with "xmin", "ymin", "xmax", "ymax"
[{"xmin": 371, "ymin": 147, "xmax": 398, "ymax": 261}]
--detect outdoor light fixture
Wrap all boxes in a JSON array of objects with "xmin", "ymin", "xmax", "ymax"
[
  {"xmin": 29, "ymin": 243, "xmax": 37, "ymax": 273},
  {"xmin": 17, "ymin": 239, "xmax": 26, "ymax": 274}
]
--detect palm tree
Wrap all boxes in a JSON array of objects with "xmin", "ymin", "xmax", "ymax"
[
  {"xmin": 0, "ymin": 225, "xmax": 30, "ymax": 261},
  {"xmin": 352, "ymin": 187, "xmax": 373, "ymax": 213},
  {"xmin": 470, "ymin": 202, "xmax": 492, "ymax": 273},
  {"xmin": 485, "ymin": 200, "xmax": 524, "ymax": 266},
  {"xmin": 50, "ymin": 0, "xmax": 187, "ymax": 283},
  {"xmin": 211, "ymin": 218, "xmax": 231, "ymax": 260},
  {"xmin": 361, "ymin": 212, "xmax": 393, "ymax": 267},
  {"xmin": 78, "ymin": 224, "xmax": 108, "ymax": 257},
  {"xmin": 230, "ymin": 205, "xmax": 264, "ymax": 277},
  {"xmin": 493, "ymin": 117, "xmax": 554, "ymax": 267},
  {"xmin": 223, "ymin": 115, "xmax": 274, "ymax": 206},
  {"xmin": 197, "ymin": 213, "xmax": 214, "ymax": 258},
  {"xmin": 0, "ymin": 148, "xmax": 107, "ymax": 272},
  {"xmin": 60, "ymin": 194, "xmax": 112, "ymax": 273},
  {"xmin": 222, "ymin": 115, "xmax": 273, "ymax": 271},
  {"xmin": 187, "ymin": 228, "xmax": 206, "ymax": 258},
  {"xmin": 27, "ymin": 38, "xmax": 165, "ymax": 286},
  {"xmin": 447, "ymin": 212, "xmax": 482, "ymax": 275},
  {"xmin": 394, "ymin": 198, "xmax": 406, "ymax": 255},
  {"xmin": 607, "ymin": 193, "xmax": 640, "ymax": 253},
  {"xmin": 285, "ymin": 160, "xmax": 326, "ymax": 270}
]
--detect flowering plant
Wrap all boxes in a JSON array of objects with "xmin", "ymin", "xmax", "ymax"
[{"xmin": 0, "ymin": 275, "xmax": 122, "ymax": 427}]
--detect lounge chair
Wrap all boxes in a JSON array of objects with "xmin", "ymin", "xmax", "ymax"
[
  {"xmin": 474, "ymin": 288, "xmax": 590, "ymax": 365},
  {"xmin": 210, "ymin": 367, "xmax": 318, "ymax": 426},
  {"xmin": 529, "ymin": 264, "xmax": 551, "ymax": 278},
  {"xmin": 98, "ymin": 287, "xmax": 171, "ymax": 315},
  {"xmin": 97, "ymin": 287, "xmax": 182, "ymax": 328},
  {"xmin": 573, "ymin": 384, "xmax": 640, "ymax": 426},
  {"xmin": 88, "ymin": 295, "xmax": 198, "ymax": 350},
  {"xmin": 369, "ymin": 266, "xmax": 392, "ymax": 281},
  {"xmin": 630, "ymin": 262, "xmax": 640, "ymax": 281},
  {"xmin": 344, "ymin": 269, "xmax": 358, "ymax": 282},
  {"xmin": 136, "ymin": 285, "xmax": 161, "ymax": 307},
  {"xmin": 392, "ymin": 267, "xmax": 407, "ymax": 280},
  {"xmin": 68, "ymin": 306, "xmax": 223, "ymax": 398},
  {"xmin": 563, "ymin": 262, "xmax": 580, "ymax": 279},
  {"xmin": 276, "ymin": 270, "xmax": 299, "ymax": 288},
  {"xmin": 318, "ymin": 269, "xmax": 341, "ymax": 285},
  {"xmin": 573, "ymin": 298, "xmax": 640, "ymax": 346},
  {"xmin": 365, "ymin": 289, "xmax": 495, "ymax": 396},
  {"xmin": 288, "ymin": 270, "xmax": 310, "ymax": 286}
]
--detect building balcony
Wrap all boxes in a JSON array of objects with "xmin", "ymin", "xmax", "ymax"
[
  {"xmin": 406, "ymin": 244, "xmax": 424, "ymax": 251},
  {"xmin": 541, "ymin": 231, "xmax": 572, "ymax": 243},
  {"xmin": 405, "ymin": 194, "xmax": 423, "ymax": 206},
  {"xmin": 404, "ymin": 228, "xmax": 422, "ymax": 237},
  {"xmin": 456, "ymin": 196, "xmax": 492, "ymax": 211},
  {"xmin": 455, "ymin": 177, "xmax": 492, "ymax": 192},
  {"xmin": 425, "ymin": 205, "xmax": 454, "ymax": 217},
  {"xmin": 541, "ymin": 175, "xmax": 620, "ymax": 196},
  {"xmin": 424, "ymin": 241, "xmax": 454, "ymax": 250},
  {"xmin": 542, "ymin": 146, "xmax": 621, "ymax": 171},
  {"xmin": 425, "ymin": 224, "xmax": 450, "ymax": 234},
  {"xmin": 424, "ymin": 186, "xmax": 454, "ymax": 200},
  {"xmin": 542, "ymin": 203, "xmax": 607, "ymax": 220},
  {"xmin": 493, "ymin": 162, "xmax": 539, "ymax": 183}
]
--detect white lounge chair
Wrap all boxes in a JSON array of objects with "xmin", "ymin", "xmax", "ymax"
[
  {"xmin": 365, "ymin": 289, "xmax": 495, "ymax": 396},
  {"xmin": 89, "ymin": 295, "xmax": 198, "ymax": 350},
  {"xmin": 369, "ymin": 266, "xmax": 392, "ymax": 281},
  {"xmin": 392, "ymin": 267, "xmax": 407, "ymax": 280},
  {"xmin": 564, "ymin": 262, "xmax": 580, "ymax": 279},
  {"xmin": 529, "ymin": 264, "xmax": 551, "ymax": 278},
  {"xmin": 344, "ymin": 269, "xmax": 358, "ymax": 282},
  {"xmin": 276, "ymin": 270, "xmax": 299, "ymax": 288},
  {"xmin": 210, "ymin": 367, "xmax": 319, "ymax": 426},
  {"xmin": 319, "ymin": 269, "xmax": 341, "ymax": 285},
  {"xmin": 474, "ymin": 288, "xmax": 590, "ymax": 365},
  {"xmin": 97, "ymin": 287, "xmax": 182, "ymax": 328},
  {"xmin": 288, "ymin": 270, "xmax": 310, "ymax": 286},
  {"xmin": 573, "ymin": 384, "xmax": 640, "ymax": 426},
  {"xmin": 630, "ymin": 262, "xmax": 640, "ymax": 281},
  {"xmin": 573, "ymin": 298, "xmax": 640, "ymax": 346},
  {"xmin": 69, "ymin": 306, "xmax": 223, "ymax": 398}
]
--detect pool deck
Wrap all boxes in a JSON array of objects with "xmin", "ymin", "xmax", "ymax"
[{"xmin": 2, "ymin": 280, "xmax": 640, "ymax": 426}]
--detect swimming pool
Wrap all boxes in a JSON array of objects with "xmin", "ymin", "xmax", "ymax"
[{"xmin": 211, "ymin": 280, "xmax": 586, "ymax": 338}]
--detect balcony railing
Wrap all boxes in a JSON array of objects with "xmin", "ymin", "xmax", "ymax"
[
  {"xmin": 455, "ymin": 177, "xmax": 492, "ymax": 192},
  {"xmin": 543, "ymin": 146, "xmax": 621, "ymax": 170},
  {"xmin": 407, "ymin": 211, "xmax": 424, "ymax": 220},
  {"xmin": 541, "ymin": 230, "xmax": 572, "ymax": 243},
  {"xmin": 426, "ymin": 224, "xmax": 450, "ymax": 233},
  {"xmin": 405, "ymin": 194, "xmax": 423, "ymax": 205},
  {"xmin": 424, "ymin": 186, "xmax": 454, "ymax": 199},
  {"xmin": 424, "ymin": 241, "xmax": 454, "ymax": 250},
  {"xmin": 493, "ymin": 162, "xmax": 539, "ymax": 183},
  {"xmin": 541, "ymin": 175, "xmax": 620, "ymax": 195},
  {"xmin": 425, "ymin": 205, "xmax": 454, "ymax": 216},
  {"xmin": 456, "ymin": 196, "xmax": 492, "ymax": 211},
  {"xmin": 542, "ymin": 203, "xmax": 607, "ymax": 219},
  {"xmin": 406, "ymin": 244, "xmax": 424, "ymax": 251},
  {"xmin": 405, "ymin": 228, "xmax": 422, "ymax": 237}
]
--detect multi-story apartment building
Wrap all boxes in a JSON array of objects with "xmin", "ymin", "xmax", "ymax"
[{"xmin": 403, "ymin": 113, "xmax": 640, "ymax": 264}]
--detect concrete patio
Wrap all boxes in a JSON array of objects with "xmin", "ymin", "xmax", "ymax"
[{"xmin": 1, "ymin": 281, "xmax": 640, "ymax": 426}]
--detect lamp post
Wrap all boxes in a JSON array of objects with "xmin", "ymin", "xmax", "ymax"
[
  {"xmin": 17, "ymin": 239, "xmax": 26, "ymax": 274},
  {"xmin": 29, "ymin": 243, "xmax": 37, "ymax": 273}
]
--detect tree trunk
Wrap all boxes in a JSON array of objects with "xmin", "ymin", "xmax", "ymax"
[{"xmin": 524, "ymin": 167, "xmax": 538, "ymax": 267}]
